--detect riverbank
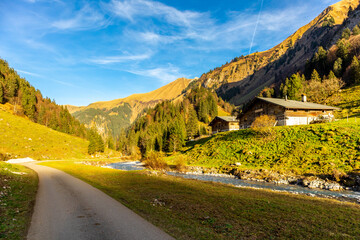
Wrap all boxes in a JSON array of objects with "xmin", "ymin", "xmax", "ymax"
[
  {"xmin": 107, "ymin": 161, "xmax": 360, "ymax": 204},
  {"xmin": 180, "ymin": 166, "xmax": 360, "ymax": 192},
  {"xmin": 40, "ymin": 160, "xmax": 360, "ymax": 239}
]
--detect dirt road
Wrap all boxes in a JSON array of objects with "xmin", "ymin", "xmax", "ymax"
[{"xmin": 24, "ymin": 163, "xmax": 174, "ymax": 240}]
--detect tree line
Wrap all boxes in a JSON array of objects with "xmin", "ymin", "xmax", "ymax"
[
  {"xmin": 0, "ymin": 58, "xmax": 88, "ymax": 137},
  {"xmin": 115, "ymin": 86, "xmax": 234, "ymax": 158},
  {"xmin": 0, "ymin": 58, "xmax": 105, "ymax": 154}
]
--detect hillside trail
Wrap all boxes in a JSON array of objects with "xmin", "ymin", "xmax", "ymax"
[{"xmin": 23, "ymin": 162, "xmax": 174, "ymax": 240}]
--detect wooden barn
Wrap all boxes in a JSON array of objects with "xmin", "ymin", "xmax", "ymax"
[
  {"xmin": 209, "ymin": 116, "xmax": 240, "ymax": 134},
  {"xmin": 239, "ymin": 96, "xmax": 340, "ymax": 129}
]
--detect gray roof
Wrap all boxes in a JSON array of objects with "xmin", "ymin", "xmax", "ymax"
[
  {"xmin": 257, "ymin": 97, "xmax": 340, "ymax": 110},
  {"xmin": 209, "ymin": 116, "xmax": 238, "ymax": 126}
]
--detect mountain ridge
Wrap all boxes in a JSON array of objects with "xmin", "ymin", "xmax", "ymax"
[
  {"xmin": 67, "ymin": 77, "xmax": 195, "ymax": 137},
  {"xmin": 200, "ymin": 0, "xmax": 360, "ymax": 105}
]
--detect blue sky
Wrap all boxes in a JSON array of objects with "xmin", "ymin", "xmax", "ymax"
[{"xmin": 0, "ymin": 0, "xmax": 339, "ymax": 106}]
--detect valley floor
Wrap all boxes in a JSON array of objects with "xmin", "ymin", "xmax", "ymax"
[{"xmin": 41, "ymin": 160, "xmax": 360, "ymax": 240}]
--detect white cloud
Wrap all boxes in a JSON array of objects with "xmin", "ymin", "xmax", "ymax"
[
  {"xmin": 126, "ymin": 66, "xmax": 184, "ymax": 83},
  {"xmin": 111, "ymin": 0, "xmax": 311, "ymax": 53},
  {"xmin": 108, "ymin": 0, "xmax": 210, "ymax": 27},
  {"xmin": 52, "ymin": 4, "xmax": 108, "ymax": 31},
  {"xmin": 16, "ymin": 69, "xmax": 74, "ymax": 87},
  {"xmin": 16, "ymin": 69, "xmax": 42, "ymax": 77},
  {"xmin": 90, "ymin": 53, "xmax": 152, "ymax": 64}
]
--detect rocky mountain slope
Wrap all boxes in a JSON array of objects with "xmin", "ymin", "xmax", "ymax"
[
  {"xmin": 68, "ymin": 78, "xmax": 194, "ymax": 137},
  {"xmin": 199, "ymin": 0, "xmax": 360, "ymax": 105}
]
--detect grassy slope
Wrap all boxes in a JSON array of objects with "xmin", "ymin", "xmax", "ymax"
[
  {"xmin": 327, "ymin": 85, "xmax": 360, "ymax": 117},
  {"xmin": 40, "ymin": 161, "xmax": 360, "ymax": 240},
  {"xmin": 185, "ymin": 120, "xmax": 360, "ymax": 176},
  {"xmin": 0, "ymin": 109, "xmax": 88, "ymax": 160},
  {"xmin": 0, "ymin": 162, "xmax": 38, "ymax": 240}
]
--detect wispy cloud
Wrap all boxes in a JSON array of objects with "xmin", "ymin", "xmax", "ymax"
[
  {"xmin": 90, "ymin": 53, "xmax": 152, "ymax": 64},
  {"xmin": 107, "ymin": 0, "xmax": 210, "ymax": 27},
  {"xmin": 52, "ymin": 4, "xmax": 108, "ymax": 31},
  {"xmin": 16, "ymin": 69, "xmax": 42, "ymax": 77},
  {"xmin": 112, "ymin": 0, "xmax": 310, "ymax": 53},
  {"xmin": 16, "ymin": 69, "xmax": 74, "ymax": 87},
  {"xmin": 126, "ymin": 65, "xmax": 184, "ymax": 83}
]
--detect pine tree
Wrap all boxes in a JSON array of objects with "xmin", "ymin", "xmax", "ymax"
[
  {"xmin": 333, "ymin": 58, "xmax": 343, "ymax": 77},
  {"xmin": 286, "ymin": 73, "xmax": 303, "ymax": 100},
  {"xmin": 107, "ymin": 136, "xmax": 115, "ymax": 150},
  {"xmin": 350, "ymin": 56, "xmax": 360, "ymax": 84},
  {"xmin": 186, "ymin": 106, "xmax": 199, "ymax": 139},
  {"xmin": 353, "ymin": 25, "xmax": 360, "ymax": 35},
  {"xmin": 311, "ymin": 69, "xmax": 321, "ymax": 82},
  {"xmin": 341, "ymin": 28, "xmax": 351, "ymax": 40},
  {"xmin": 280, "ymin": 82, "xmax": 288, "ymax": 98},
  {"xmin": 6, "ymin": 75, "xmax": 18, "ymax": 99},
  {"xmin": 336, "ymin": 39, "xmax": 351, "ymax": 64},
  {"xmin": 328, "ymin": 70, "xmax": 336, "ymax": 80}
]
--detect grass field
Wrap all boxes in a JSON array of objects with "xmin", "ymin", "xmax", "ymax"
[
  {"xmin": 0, "ymin": 162, "xmax": 38, "ymax": 240},
  {"xmin": 0, "ymin": 110, "xmax": 89, "ymax": 160},
  {"xmin": 41, "ymin": 161, "xmax": 360, "ymax": 240},
  {"xmin": 184, "ymin": 119, "xmax": 360, "ymax": 178}
]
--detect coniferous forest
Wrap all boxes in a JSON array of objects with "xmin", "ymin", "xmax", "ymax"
[
  {"xmin": 0, "ymin": 58, "xmax": 106, "ymax": 148},
  {"xmin": 117, "ymin": 86, "xmax": 234, "ymax": 157}
]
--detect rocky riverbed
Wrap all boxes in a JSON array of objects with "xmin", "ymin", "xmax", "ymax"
[{"xmin": 182, "ymin": 166, "xmax": 360, "ymax": 192}]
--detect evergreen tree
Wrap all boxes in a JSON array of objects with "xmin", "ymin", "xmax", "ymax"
[
  {"xmin": 21, "ymin": 88, "xmax": 37, "ymax": 120},
  {"xmin": 336, "ymin": 39, "xmax": 351, "ymax": 65},
  {"xmin": 350, "ymin": 56, "xmax": 360, "ymax": 84},
  {"xmin": 333, "ymin": 58, "xmax": 343, "ymax": 77},
  {"xmin": 280, "ymin": 82, "xmax": 288, "ymax": 98},
  {"xmin": 88, "ymin": 128, "xmax": 104, "ymax": 154},
  {"xmin": 6, "ymin": 75, "xmax": 18, "ymax": 99},
  {"xmin": 353, "ymin": 25, "xmax": 360, "ymax": 35},
  {"xmin": 312, "ymin": 46, "xmax": 328, "ymax": 75},
  {"xmin": 284, "ymin": 73, "xmax": 303, "ymax": 100},
  {"xmin": 311, "ymin": 69, "xmax": 321, "ymax": 82},
  {"xmin": 328, "ymin": 70, "xmax": 336, "ymax": 80},
  {"xmin": 186, "ymin": 106, "xmax": 199, "ymax": 139},
  {"xmin": 167, "ymin": 118, "xmax": 186, "ymax": 152},
  {"xmin": 341, "ymin": 28, "xmax": 351, "ymax": 40},
  {"xmin": 107, "ymin": 136, "xmax": 115, "ymax": 150}
]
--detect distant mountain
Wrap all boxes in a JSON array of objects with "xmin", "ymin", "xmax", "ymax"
[
  {"xmin": 68, "ymin": 78, "xmax": 194, "ymax": 137},
  {"xmin": 199, "ymin": 0, "xmax": 360, "ymax": 105},
  {"xmin": 69, "ymin": 0, "xmax": 360, "ymax": 137}
]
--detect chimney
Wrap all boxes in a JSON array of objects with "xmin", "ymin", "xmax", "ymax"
[
  {"xmin": 302, "ymin": 94, "xmax": 307, "ymax": 102},
  {"xmin": 285, "ymin": 95, "xmax": 288, "ymax": 101}
]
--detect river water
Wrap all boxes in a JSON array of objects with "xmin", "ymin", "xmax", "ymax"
[{"xmin": 106, "ymin": 161, "xmax": 360, "ymax": 203}]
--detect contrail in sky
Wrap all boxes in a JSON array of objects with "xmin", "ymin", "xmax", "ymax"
[{"xmin": 249, "ymin": 0, "xmax": 264, "ymax": 55}]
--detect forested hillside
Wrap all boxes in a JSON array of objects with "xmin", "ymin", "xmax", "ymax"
[
  {"xmin": 69, "ymin": 78, "xmax": 193, "ymax": 138},
  {"xmin": 0, "ymin": 58, "xmax": 87, "ymax": 138},
  {"xmin": 118, "ymin": 86, "xmax": 234, "ymax": 157},
  {"xmin": 259, "ymin": 22, "xmax": 360, "ymax": 106}
]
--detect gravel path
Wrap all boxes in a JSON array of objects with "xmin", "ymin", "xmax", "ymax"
[{"xmin": 23, "ymin": 163, "xmax": 174, "ymax": 240}]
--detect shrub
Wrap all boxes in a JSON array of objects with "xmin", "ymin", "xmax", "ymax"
[
  {"xmin": 143, "ymin": 151, "xmax": 168, "ymax": 170},
  {"xmin": 175, "ymin": 155, "xmax": 188, "ymax": 172},
  {"xmin": 251, "ymin": 115, "xmax": 276, "ymax": 137},
  {"xmin": 332, "ymin": 168, "xmax": 346, "ymax": 182}
]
